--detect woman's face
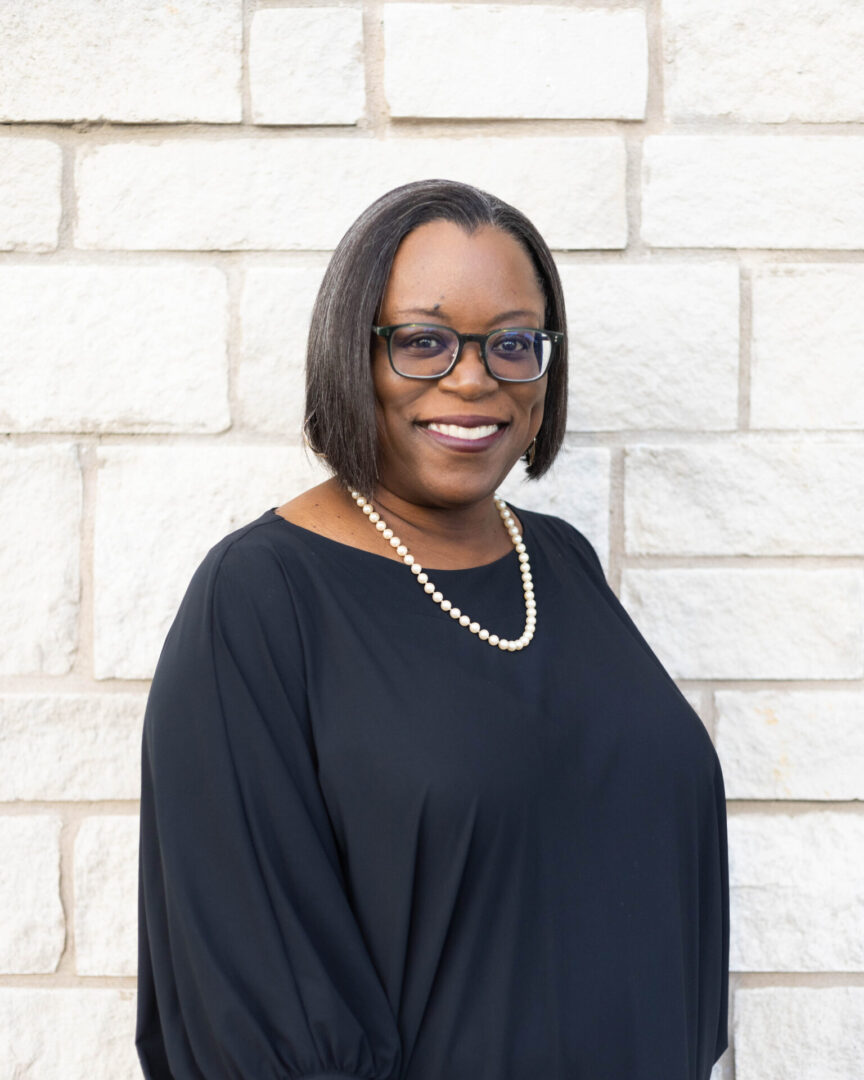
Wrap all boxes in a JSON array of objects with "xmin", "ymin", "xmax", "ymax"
[{"xmin": 372, "ymin": 220, "xmax": 548, "ymax": 509}]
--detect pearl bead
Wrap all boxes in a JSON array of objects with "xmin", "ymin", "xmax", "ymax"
[
  {"xmin": 459, "ymin": 615, "xmax": 470, "ymax": 627},
  {"xmin": 363, "ymin": 504, "xmax": 373, "ymax": 516},
  {"xmin": 356, "ymin": 496, "xmax": 366, "ymax": 507},
  {"xmin": 389, "ymin": 536, "xmax": 401, "ymax": 548},
  {"xmin": 397, "ymin": 545, "xmax": 408, "ymax": 556},
  {"xmin": 450, "ymin": 608, "xmax": 461, "ymax": 619},
  {"xmin": 469, "ymin": 622, "xmax": 480, "ymax": 633},
  {"xmin": 417, "ymin": 572, "xmax": 428, "ymax": 584},
  {"xmin": 375, "ymin": 521, "xmax": 386, "ymax": 532},
  {"xmin": 498, "ymin": 639, "xmax": 509, "ymax": 650},
  {"xmin": 441, "ymin": 600, "xmax": 452, "ymax": 612},
  {"xmin": 518, "ymin": 552, "xmax": 529, "ymax": 563},
  {"xmin": 369, "ymin": 512, "xmax": 380, "ymax": 523},
  {"xmin": 488, "ymin": 635, "xmax": 499, "ymax": 647},
  {"xmin": 432, "ymin": 591, "xmax": 443, "ymax": 603},
  {"xmin": 424, "ymin": 582, "xmax": 435, "ymax": 594},
  {"xmin": 411, "ymin": 564, "xmax": 422, "ymax": 575},
  {"xmin": 479, "ymin": 628, "xmax": 490, "ymax": 640},
  {"xmin": 382, "ymin": 528, "xmax": 393, "ymax": 540},
  {"xmin": 403, "ymin": 554, "xmax": 414, "ymax": 565}
]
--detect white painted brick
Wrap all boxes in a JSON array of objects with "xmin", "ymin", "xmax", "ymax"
[
  {"xmin": 735, "ymin": 987, "xmax": 864, "ymax": 1080},
  {"xmin": 237, "ymin": 260, "xmax": 330, "ymax": 435},
  {"xmin": 385, "ymin": 5, "xmax": 646, "ymax": 119},
  {"xmin": 74, "ymin": 816, "xmax": 138, "ymax": 976},
  {"xmin": 752, "ymin": 265, "xmax": 864, "ymax": 430},
  {"xmin": 0, "ymin": 444, "xmax": 81, "ymax": 675},
  {"xmin": 0, "ymin": 138, "xmax": 61, "ymax": 251},
  {"xmin": 665, "ymin": 0, "xmax": 864, "ymax": 123},
  {"xmin": 716, "ymin": 690, "xmax": 864, "ymax": 800},
  {"xmin": 94, "ymin": 445, "xmax": 328, "ymax": 679},
  {"xmin": 0, "ymin": 0, "xmax": 241, "ymax": 122},
  {"xmin": 76, "ymin": 137, "xmax": 627, "ymax": 251},
  {"xmin": 0, "ymin": 988, "xmax": 138, "ymax": 1080},
  {"xmin": 0, "ymin": 266, "xmax": 229, "ymax": 434},
  {"xmin": 620, "ymin": 569, "xmax": 864, "ymax": 680},
  {"xmin": 498, "ymin": 445, "xmax": 610, "ymax": 573},
  {"xmin": 250, "ymin": 8, "xmax": 364, "ymax": 125},
  {"xmin": 0, "ymin": 817, "xmax": 64, "ymax": 973},
  {"xmin": 729, "ymin": 813, "xmax": 864, "ymax": 971},
  {"xmin": 560, "ymin": 265, "xmax": 738, "ymax": 431},
  {"xmin": 711, "ymin": 1048, "xmax": 733, "ymax": 1080},
  {"xmin": 642, "ymin": 137, "xmax": 864, "ymax": 249},
  {"xmin": 626, "ymin": 440, "xmax": 864, "ymax": 555},
  {"xmin": 0, "ymin": 694, "xmax": 144, "ymax": 801}
]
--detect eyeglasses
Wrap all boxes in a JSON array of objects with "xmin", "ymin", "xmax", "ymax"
[{"xmin": 373, "ymin": 323, "xmax": 564, "ymax": 383}]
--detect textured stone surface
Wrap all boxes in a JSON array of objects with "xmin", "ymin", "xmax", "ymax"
[
  {"xmin": 625, "ymin": 440, "xmax": 864, "ymax": 554},
  {"xmin": 0, "ymin": 266, "xmax": 229, "ymax": 433},
  {"xmin": 620, "ymin": 569, "xmax": 864, "ymax": 680},
  {"xmin": 94, "ymin": 444, "xmax": 328, "ymax": 679},
  {"xmin": 385, "ymin": 5, "xmax": 646, "ymax": 119},
  {"xmin": 0, "ymin": 988, "xmax": 139, "ymax": 1079},
  {"xmin": 0, "ymin": 137, "xmax": 61, "ymax": 251},
  {"xmin": 735, "ymin": 986, "xmax": 864, "ymax": 1080},
  {"xmin": 0, "ymin": 444, "xmax": 81, "ymax": 675},
  {"xmin": 752, "ymin": 265, "xmax": 864, "ymax": 429},
  {"xmin": 0, "ymin": 0, "xmax": 241, "ymax": 122},
  {"xmin": 250, "ymin": 7, "xmax": 364, "ymax": 125},
  {"xmin": 642, "ymin": 136, "xmax": 864, "ymax": 248},
  {"xmin": 498, "ymin": 445, "xmax": 610, "ymax": 573},
  {"xmin": 237, "ymin": 260, "xmax": 330, "ymax": 435},
  {"xmin": 559, "ymin": 264, "xmax": 738, "ymax": 431},
  {"xmin": 74, "ymin": 816, "xmax": 138, "ymax": 976},
  {"xmin": 716, "ymin": 690, "xmax": 864, "ymax": 800},
  {"xmin": 0, "ymin": 694, "xmax": 145, "ymax": 801},
  {"xmin": 729, "ymin": 813, "xmax": 864, "ymax": 971},
  {"xmin": 0, "ymin": 817, "xmax": 64, "ymax": 973},
  {"xmin": 664, "ymin": 0, "xmax": 864, "ymax": 122},
  {"xmin": 76, "ymin": 137, "xmax": 627, "ymax": 251}
]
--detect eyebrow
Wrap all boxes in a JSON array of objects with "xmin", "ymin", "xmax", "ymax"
[{"xmin": 393, "ymin": 307, "xmax": 541, "ymax": 324}]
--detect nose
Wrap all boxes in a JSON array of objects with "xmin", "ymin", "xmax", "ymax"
[{"xmin": 438, "ymin": 340, "xmax": 498, "ymax": 396}]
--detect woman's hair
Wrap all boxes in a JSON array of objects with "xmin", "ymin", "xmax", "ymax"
[{"xmin": 304, "ymin": 178, "xmax": 568, "ymax": 495}]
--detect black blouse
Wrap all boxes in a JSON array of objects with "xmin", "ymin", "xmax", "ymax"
[{"xmin": 137, "ymin": 507, "xmax": 729, "ymax": 1080}]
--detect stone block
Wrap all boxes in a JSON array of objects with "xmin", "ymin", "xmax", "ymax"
[
  {"xmin": 0, "ymin": 0, "xmax": 241, "ymax": 121},
  {"xmin": 250, "ymin": 7, "xmax": 364, "ymax": 124},
  {"xmin": 0, "ymin": 816, "xmax": 64, "ymax": 973},
  {"xmin": 0, "ymin": 266, "xmax": 229, "ymax": 433},
  {"xmin": 664, "ymin": 0, "xmax": 864, "ymax": 122},
  {"xmin": 620, "ymin": 568, "xmax": 864, "ymax": 680},
  {"xmin": 237, "ymin": 260, "xmax": 330, "ymax": 435},
  {"xmin": 0, "ymin": 137, "xmax": 61, "ymax": 251},
  {"xmin": 94, "ymin": 444, "xmax": 328, "ymax": 679},
  {"xmin": 752, "ymin": 265, "xmax": 864, "ymax": 429},
  {"xmin": 76, "ymin": 137, "xmax": 627, "ymax": 251},
  {"xmin": 559, "ymin": 264, "xmax": 738, "ymax": 431},
  {"xmin": 498, "ymin": 445, "xmax": 610, "ymax": 573},
  {"xmin": 715, "ymin": 690, "xmax": 864, "ymax": 800},
  {"xmin": 642, "ymin": 136, "xmax": 864, "ymax": 249},
  {"xmin": 735, "ymin": 987, "xmax": 864, "ymax": 1080},
  {"xmin": 74, "ymin": 816, "xmax": 138, "ymax": 976},
  {"xmin": 625, "ymin": 440, "xmax": 864, "ymax": 555},
  {"xmin": 0, "ymin": 988, "xmax": 138, "ymax": 1079},
  {"xmin": 385, "ymin": 5, "xmax": 646, "ymax": 119},
  {"xmin": 0, "ymin": 694, "xmax": 145, "ymax": 801},
  {"xmin": 0, "ymin": 444, "xmax": 81, "ymax": 675},
  {"xmin": 730, "ymin": 813, "xmax": 864, "ymax": 971}
]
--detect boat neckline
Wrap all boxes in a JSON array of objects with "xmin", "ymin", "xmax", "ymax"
[{"xmin": 268, "ymin": 507, "xmax": 527, "ymax": 574}]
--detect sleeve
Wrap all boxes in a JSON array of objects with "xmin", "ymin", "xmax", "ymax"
[{"xmin": 136, "ymin": 535, "xmax": 403, "ymax": 1080}]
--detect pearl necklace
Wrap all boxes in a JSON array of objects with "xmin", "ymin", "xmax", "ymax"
[{"xmin": 349, "ymin": 490, "xmax": 536, "ymax": 652}]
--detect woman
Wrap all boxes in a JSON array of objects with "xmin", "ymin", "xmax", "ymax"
[{"xmin": 137, "ymin": 179, "xmax": 729, "ymax": 1080}]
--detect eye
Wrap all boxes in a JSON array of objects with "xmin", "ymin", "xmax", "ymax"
[
  {"xmin": 489, "ymin": 330, "xmax": 534, "ymax": 357},
  {"xmin": 392, "ymin": 327, "xmax": 451, "ymax": 353}
]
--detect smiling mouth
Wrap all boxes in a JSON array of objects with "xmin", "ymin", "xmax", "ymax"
[{"xmin": 426, "ymin": 421, "xmax": 504, "ymax": 441}]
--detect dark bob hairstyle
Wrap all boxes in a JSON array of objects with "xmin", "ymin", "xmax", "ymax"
[{"xmin": 304, "ymin": 178, "xmax": 568, "ymax": 496}]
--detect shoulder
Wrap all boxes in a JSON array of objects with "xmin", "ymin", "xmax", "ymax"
[{"xmin": 513, "ymin": 505, "xmax": 607, "ymax": 584}]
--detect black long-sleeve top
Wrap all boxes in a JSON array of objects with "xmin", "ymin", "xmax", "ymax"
[{"xmin": 137, "ymin": 506, "xmax": 729, "ymax": 1080}]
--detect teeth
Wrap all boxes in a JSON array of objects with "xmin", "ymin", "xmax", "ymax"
[{"xmin": 427, "ymin": 422, "xmax": 500, "ymax": 440}]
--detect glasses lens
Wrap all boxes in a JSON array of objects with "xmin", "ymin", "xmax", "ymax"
[
  {"xmin": 389, "ymin": 325, "xmax": 459, "ymax": 377},
  {"xmin": 486, "ymin": 329, "xmax": 552, "ymax": 381}
]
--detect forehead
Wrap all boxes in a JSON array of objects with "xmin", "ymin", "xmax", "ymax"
[{"xmin": 380, "ymin": 220, "xmax": 544, "ymax": 320}]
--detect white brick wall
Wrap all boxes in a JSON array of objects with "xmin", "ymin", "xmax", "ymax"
[{"xmin": 2, "ymin": 3, "xmax": 862, "ymax": 1077}]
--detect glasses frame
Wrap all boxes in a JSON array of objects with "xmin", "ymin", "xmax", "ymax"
[{"xmin": 372, "ymin": 323, "xmax": 564, "ymax": 383}]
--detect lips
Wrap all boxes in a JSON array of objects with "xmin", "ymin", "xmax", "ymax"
[{"xmin": 416, "ymin": 416, "xmax": 509, "ymax": 452}]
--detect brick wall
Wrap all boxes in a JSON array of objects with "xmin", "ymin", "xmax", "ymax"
[{"xmin": 2, "ymin": 2, "xmax": 863, "ymax": 1077}]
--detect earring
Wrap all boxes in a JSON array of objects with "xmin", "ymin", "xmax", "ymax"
[{"xmin": 525, "ymin": 437, "xmax": 537, "ymax": 467}]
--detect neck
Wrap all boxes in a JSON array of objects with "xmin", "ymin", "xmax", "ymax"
[{"xmin": 346, "ymin": 481, "xmax": 518, "ymax": 570}]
